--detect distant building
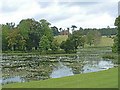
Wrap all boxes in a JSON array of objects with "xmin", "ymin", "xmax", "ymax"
[{"xmin": 60, "ymin": 30, "xmax": 70, "ymax": 35}]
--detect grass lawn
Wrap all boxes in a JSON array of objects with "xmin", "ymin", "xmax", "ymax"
[
  {"xmin": 54, "ymin": 35, "xmax": 114, "ymax": 47},
  {"xmin": 3, "ymin": 68, "xmax": 118, "ymax": 88},
  {"xmin": 54, "ymin": 35, "xmax": 68, "ymax": 44},
  {"xmin": 97, "ymin": 36, "xmax": 114, "ymax": 47}
]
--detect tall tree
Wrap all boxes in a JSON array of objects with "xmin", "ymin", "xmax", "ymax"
[
  {"xmin": 51, "ymin": 26, "xmax": 59, "ymax": 36},
  {"xmin": 60, "ymin": 30, "xmax": 85, "ymax": 53},
  {"xmin": 114, "ymin": 16, "xmax": 120, "ymax": 53},
  {"xmin": 39, "ymin": 19, "xmax": 53, "ymax": 48},
  {"xmin": 60, "ymin": 39, "xmax": 74, "ymax": 53},
  {"xmin": 51, "ymin": 39, "xmax": 59, "ymax": 52},
  {"xmin": 112, "ymin": 36, "xmax": 118, "ymax": 52},
  {"xmin": 2, "ymin": 23, "xmax": 16, "ymax": 51},
  {"xmin": 7, "ymin": 28, "xmax": 26, "ymax": 51},
  {"xmin": 59, "ymin": 28, "xmax": 62, "ymax": 32},
  {"xmin": 71, "ymin": 30, "xmax": 86, "ymax": 49},
  {"xmin": 18, "ymin": 18, "xmax": 41, "ymax": 51},
  {"xmin": 67, "ymin": 27, "xmax": 70, "ymax": 35},
  {"xmin": 71, "ymin": 25, "xmax": 77, "ymax": 33},
  {"xmin": 39, "ymin": 35, "xmax": 50, "ymax": 53},
  {"xmin": 40, "ymin": 19, "xmax": 53, "ymax": 38}
]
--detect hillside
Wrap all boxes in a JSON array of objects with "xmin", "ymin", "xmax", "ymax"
[{"xmin": 54, "ymin": 35, "xmax": 114, "ymax": 47}]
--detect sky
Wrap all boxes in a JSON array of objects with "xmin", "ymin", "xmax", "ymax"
[{"xmin": 1, "ymin": 0, "xmax": 119, "ymax": 29}]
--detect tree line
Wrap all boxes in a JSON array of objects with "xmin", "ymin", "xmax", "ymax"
[
  {"xmin": 79, "ymin": 27, "xmax": 117, "ymax": 36},
  {"xmin": 2, "ymin": 18, "xmax": 118, "ymax": 54},
  {"xmin": 52, "ymin": 25, "xmax": 117, "ymax": 36}
]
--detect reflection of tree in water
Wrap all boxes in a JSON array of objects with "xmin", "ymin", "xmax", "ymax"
[
  {"xmin": 70, "ymin": 62, "xmax": 84, "ymax": 74},
  {"xmin": 2, "ymin": 54, "xmax": 116, "ymax": 84},
  {"xmin": 68, "ymin": 54, "xmax": 102, "ymax": 74},
  {"xmin": 3, "ymin": 56, "xmax": 55, "ymax": 82},
  {"xmin": 64, "ymin": 55, "xmax": 85, "ymax": 74},
  {"xmin": 26, "ymin": 61, "xmax": 54, "ymax": 80}
]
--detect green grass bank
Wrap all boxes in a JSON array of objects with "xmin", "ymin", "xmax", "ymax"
[{"xmin": 3, "ymin": 68, "xmax": 118, "ymax": 88}]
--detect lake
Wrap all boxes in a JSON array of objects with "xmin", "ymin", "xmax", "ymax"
[{"xmin": 1, "ymin": 47, "xmax": 118, "ymax": 85}]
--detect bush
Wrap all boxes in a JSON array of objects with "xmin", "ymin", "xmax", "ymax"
[
  {"xmin": 102, "ymin": 53, "xmax": 118, "ymax": 60},
  {"xmin": 46, "ymin": 49, "xmax": 65, "ymax": 54},
  {"xmin": 46, "ymin": 49, "xmax": 77, "ymax": 54}
]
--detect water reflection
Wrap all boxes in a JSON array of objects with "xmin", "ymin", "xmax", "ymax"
[
  {"xmin": 1, "ymin": 54, "xmax": 117, "ymax": 85},
  {"xmin": 50, "ymin": 56, "xmax": 73, "ymax": 78},
  {"xmin": 50, "ymin": 65, "xmax": 73, "ymax": 78},
  {"xmin": 82, "ymin": 60, "xmax": 114, "ymax": 73},
  {"xmin": 2, "ymin": 76, "xmax": 25, "ymax": 85}
]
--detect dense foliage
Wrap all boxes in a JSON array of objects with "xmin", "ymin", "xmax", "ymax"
[
  {"xmin": 60, "ymin": 30, "xmax": 101, "ymax": 53},
  {"xmin": 2, "ymin": 19, "xmax": 53, "ymax": 52},
  {"xmin": 2, "ymin": 18, "xmax": 118, "ymax": 54},
  {"xmin": 79, "ymin": 27, "xmax": 117, "ymax": 36},
  {"xmin": 112, "ymin": 16, "xmax": 120, "ymax": 53}
]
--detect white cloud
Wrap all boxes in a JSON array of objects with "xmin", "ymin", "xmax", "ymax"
[
  {"xmin": 1, "ymin": 0, "xmax": 118, "ymax": 29},
  {"xmin": 82, "ymin": 13, "xmax": 115, "ymax": 28},
  {"xmin": 53, "ymin": 12, "xmax": 115, "ymax": 29}
]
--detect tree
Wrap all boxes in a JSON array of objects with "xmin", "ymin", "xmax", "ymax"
[
  {"xmin": 93, "ymin": 31, "xmax": 101, "ymax": 46},
  {"xmin": 2, "ymin": 24, "xmax": 11, "ymax": 50},
  {"xmin": 79, "ymin": 27, "xmax": 84, "ymax": 35},
  {"xmin": 6, "ymin": 28, "xmax": 26, "ymax": 51},
  {"xmin": 70, "ymin": 30, "xmax": 82, "ymax": 50},
  {"xmin": 2, "ymin": 18, "xmax": 54, "ymax": 52},
  {"xmin": 51, "ymin": 39, "xmax": 59, "ymax": 52},
  {"xmin": 59, "ymin": 28, "xmax": 62, "ymax": 32},
  {"xmin": 51, "ymin": 26, "xmax": 59, "ymax": 36},
  {"xmin": 2, "ymin": 23, "xmax": 18, "ymax": 51},
  {"xmin": 112, "ymin": 36, "xmax": 118, "ymax": 52},
  {"xmin": 79, "ymin": 27, "xmax": 83, "ymax": 30},
  {"xmin": 67, "ymin": 27, "xmax": 70, "ymax": 35},
  {"xmin": 67, "ymin": 27, "xmax": 70, "ymax": 31},
  {"xmin": 71, "ymin": 25, "xmax": 77, "ymax": 33},
  {"xmin": 113, "ymin": 16, "xmax": 120, "ymax": 53},
  {"xmin": 86, "ymin": 30, "xmax": 101, "ymax": 46},
  {"xmin": 6, "ymin": 22, "xmax": 15, "ymax": 29},
  {"xmin": 7, "ymin": 29, "xmax": 19, "ymax": 51},
  {"xmin": 60, "ymin": 30, "xmax": 85, "ymax": 53},
  {"xmin": 60, "ymin": 39, "xmax": 75, "ymax": 53},
  {"xmin": 39, "ymin": 35, "xmax": 50, "ymax": 53},
  {"xmin": 39, "ymin": 19, "xmax": 53, "ymax": 44},
  {"xmin": 80, "ymin": 36, "xmax": 86, "ymax": 48},
  {"xmin": 18, "ymin": 18, "xmax": 41, "ymax": 51},
  {"xmin": 86, "ymin": 30, "xmax": 94, "ymax": 46}
]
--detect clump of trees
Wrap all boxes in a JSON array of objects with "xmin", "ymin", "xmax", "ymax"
[
  {"xmin": 2, "ymin": 19, "xmax": 53, "ymax": 52},
  {"xmin": 112, "ymin": 16, "xmax": 120, "ymax": 53},
  {"xmin": 86, "ymin": 30, "xmax": 101, "ymax": 46},
  {"xmin": 60, "ymin": 30, "xmax": 82, "ymax": 53},
  {"xmin": 60, "ymin": 30, "xmax": 101, "ymax": 53}
]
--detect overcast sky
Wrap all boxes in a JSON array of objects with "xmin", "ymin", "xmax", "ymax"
[{"xmin": 1, "ymin": 0, "xmax": 119, "ymax": 29}]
